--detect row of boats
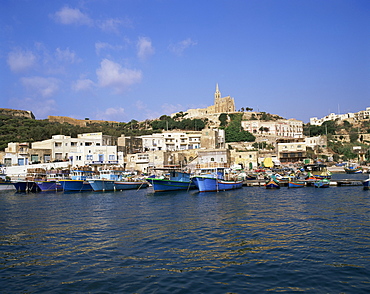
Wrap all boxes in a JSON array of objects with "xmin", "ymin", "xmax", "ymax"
[{"xmin": 1, "ymin": 164, "xmax": 369, "ymax": 193}]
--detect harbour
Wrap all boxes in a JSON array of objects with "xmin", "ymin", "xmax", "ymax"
[{"xmin": 0, "ymin": 173, "xmax": 369, "ymax": 293}]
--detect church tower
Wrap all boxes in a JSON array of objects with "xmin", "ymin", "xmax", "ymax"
[{"xmin": 214, "ymin": 83, "xmax": 221, "ymax": 103}]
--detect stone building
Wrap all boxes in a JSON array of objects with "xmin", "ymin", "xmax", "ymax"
[{"xmin": 179, "ymin": 84, "xmax": 236, "ymax": 119}]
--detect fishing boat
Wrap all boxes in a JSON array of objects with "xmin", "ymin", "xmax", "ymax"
[
  {"xmin": 265, "ymin": 176, "xmax": 280, "ymax": 189},
  {"xmin": 13, "ymin": 168, "xmax": 46, "ymax": 192},
  {"xmin": 35, "ymin": 169, "xmax": 70, "ymax": 192},
  {"xmin": 59, "ymin": 169, "xmax": 94, "ymax": 192},
  {"xmin": 314, "ymin": 178, "xmax": 330, "ymax": 188},
  {"xmin": 304, "ymin": 164, "xmax": 332, "ymax": 179},
  {"xmin": 146, "ymin": 168, "xmax": 195, "ymax": 192},
  {"xmin": 344, "ymin": 164, "xmax": 363, "ymax": 174},
  {"xmin": 88, "ymin": 168, "xmax": 125, "ymax": 192},
  {"xmin": 363, "ymin": 176, "xmax": 370, "ymax": 190},
  {"xmin": 288, "ymin": 180, "xmax": 305, "ymax": 188},
  {"xmin": 191, "ymin": 167, "xmax": 243, "ymax": 192}
]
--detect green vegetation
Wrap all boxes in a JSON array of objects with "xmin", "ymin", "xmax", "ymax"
[
  {"xmin": 220, "ymin": 113, "xmax": 255, "ymax": 143},
  {"xmin": 151, "ymin": 115, "xmax": 206, "ymax": 131}
]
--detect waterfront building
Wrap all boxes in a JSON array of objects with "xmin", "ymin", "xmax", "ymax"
[
  {"xmin": 2, "ymin": 142, "xmax": 51, "ymax": 166},
  {"xmin": 68, "ymin": 145, "xmax": 124, "ymax": 167},
  {"xmin": 276, "ymin": 139, "xmax": 307, "ymax": 163},
  {"xmin": 31, "ymin": 132, "xmax": 117, "ymax": 162},
  {"xmin": 229, "ymin": 149, "xmax": 259, "ymax": 170}
]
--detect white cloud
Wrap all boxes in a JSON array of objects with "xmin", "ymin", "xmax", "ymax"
[
  {"xmin": 96, "ymin": 59, "xmax": 142, "ymax": 93},
  {"xmin": 53, "ymin": 6, "xmax": 92, "ymax": 25},
  {"xmin": 169, "ymin": 38, "xmax": 197, "ymax": 56},
  {"xmin": 95, "ymin": 107, "xmax": 125, "ymax": 121},
  {"xmin": 72, "ymin": 78, "xmax": 95, "ymax": 92},
  {"xmin": 7, "ymin": 49, "xmax": 37, "ymax": 73},
  {"xmin": 137, "ymin": 37, "xmax": 155, "ymax": 61},
  {"xmin": 97, "ymin": 18, "xmax": 128, "ymax": 34},
  {"xmin": 55, "ymin": 47, "xmax": 80, "ymax": 63},
  {"xmin": 21, "ymin": 76, "xmax": 60, "ymax": 98},
  {"xmin": 95, "ymin": 42, "xmax": 125, "ymax": 55}
]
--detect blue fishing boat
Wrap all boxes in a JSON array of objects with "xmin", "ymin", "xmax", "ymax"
[
  {"xmin": 304, "ymin": 164, "xmax": 332, "ymax": 179},
  {"xmin": 344, "ymin": 164, "xmax": 363, "ymax": 174},
  {"xmin": 13, "ymin": 168, "xmax": 46, "ymax": 192},
  {"xmin": 35, "ymin": 169, "xmax": 70, "ymax": 192},
  {"xmin": 265, "ymin": 177, "xmax": 280, "ymax": 189},
  {"xmin": 59, "ymin": 169, "xmax": 94, "ymax": 192},
  {"xmin": 363, "ymin": 176, "xmax": 370, "ymax": 190},
  {"xmin": 191, "ymin": 168, "xmax": 243, "ymax": 192},
  {"xmin": 146, "ymin": 168, "xmax": 195, "ymax": 192},
  {"xmin": 288, "ymin": 180, "xmax": 305, "ymax": 188},
  {"xmin": 314, "ymin": 178, "xmax": 330, "ymax": 188}
]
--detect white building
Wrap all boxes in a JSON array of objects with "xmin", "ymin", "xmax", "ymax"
[
  {"xmin": 31, "ymin": 132, "xmax": 117, "ymax": 162},
  {"xmin": 68, "ymin": 145, "xmax": 124, "ymax": 167},
  {"xmin": 309, "ymin": 107, "xmax": 370, "ymax": 126},
  {"xmin": 241, "ymin": 119, "xmax": 303, "ymax": 138},
  {"xmin": 141, "ymin": 131, "xmax": 202, "ymax": 151}
]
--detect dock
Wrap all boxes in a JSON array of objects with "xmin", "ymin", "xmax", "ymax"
[{"xmin": 242, "ymin": 179, "xmax": 365, "ymax": 187}]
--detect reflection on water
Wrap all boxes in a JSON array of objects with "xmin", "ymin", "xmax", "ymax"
[{"xmin": 0, "ymin": 182, "xmax": 369, "ymax": 293}]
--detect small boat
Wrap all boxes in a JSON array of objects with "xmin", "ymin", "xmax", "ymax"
[
  {"xmin": 59, "ymin": 169, "xmax": 94, "ymax": 192},
  {"xmin": 344, "ymin": 164, "xmax": 363, "ymax": 174},
  {"xmin": 265, "ymin": 176, "xmax": 280, "ymax": 189},
  {"xmin": 304, "ymin": 164, "xmax": 332, "ymax": 179},
  {"xmin": 288, "ymin": 180, "xmax": 305, "ymax": 188},
  {"xmin": 363, "ymin": 176, "xmax": 370, "ymax": 190},
  {"xmin": 191, "ymin": 167, "xmax": 243, "ymax": 192},
  {"xmin": 147, "ymin": 168, "xmax": 195, "ymax": 192},
  {"xmin": 314, "ymin": 178, "xmax": 330, "ymax": 188}
]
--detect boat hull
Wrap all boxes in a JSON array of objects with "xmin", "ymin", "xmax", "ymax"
[
  {"xmin": 314, "ymin": 179, "xmax": 330, "ymax": 188},
  {"xmin": 288, "ymin": 181, "xmax": 305, "ymax": 188},
  {"xmin": 59, "ymin": 180, "xmax": 92, "ymax": 192},
  {"xmin": 13, "ymin": 181, "xmax": 41, "ymax": 192},
  {"xmin": 265, "ymin": 180, "xmax": 280, "ymax": 189},
  {"xmin": 192, "ymin": 176, "xmax": 243, "ymax": 192},
  {"xmin": 0, "ymin": 182, "xmax": 16, "ymax": 191},
  {"xmin": 146, "ymin": 178, "xmax": 195, "ymax": 192},
  {"xmin": 114, "ymin": 181, "xmax": 148, "ymax": 190},
  {"xmin": 363, "ymin": 179, "xmax": 370, "ymax": 190},
  {"xmin": 88, "ymin": 179, "xmax": 115, "ymax": 192},
  {"xmin": 35, "ymin": 181, "xmax": 63, "ymax": 192}
]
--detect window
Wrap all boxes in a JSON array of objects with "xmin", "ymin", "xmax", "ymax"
[
  {"xmin": 86, "ymin": 155, "xmax": 93, "ymax": 160},
  {"xmin": 211, "ymin": 157, "xmax": 214, "ymax": 161},
  {"xmin": 109, "ymin": 155, "xmax": 115, "ymax": 160}
]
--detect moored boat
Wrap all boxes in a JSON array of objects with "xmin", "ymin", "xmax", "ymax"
[
  {"xmin": 35, "ymin": 169, "xmax": 70, "ymax": 192},
  {"xmin": 59, "ymin": 169, "xmax": 94, "ymax": 192},
  {"xmin": 288, "ymin": 180, "xmax": 305, "ymax": 188},
  {"xmin": 191, "ymin": 168, "xmax": 243, "ymax": 192},
  {"xmin": 314, "ymin": 178, "xmax": 330, "ymax": 188},
  {"xmin": 363, "ymin": 176, "xmax": 370, "ymax": 190},
  {"xmin": 344, "ymin": 164, "xmax": 363, "ymax": 174},
  {"xmin": 265, "ymin": 176, "xmax": 280, "ymax": 189},
  {"xmin": 12, "ymin": 168, "xmax": 46, "ymax": 192},
  {"xmin": 304, "ymin": 164, "xmax": 332, "ymax": 179},
  {"xmin": 146, "ymin": 168, "xmax": 195, "ymax": 192},
  {"xmin": 0, "ymin": 174, "xmax": 15, "ymax": 191}
]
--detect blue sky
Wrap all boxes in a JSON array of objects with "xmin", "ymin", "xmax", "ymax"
[{"xmin": 1, "ymin": 0, "xmax": 369, "ymax": 123}]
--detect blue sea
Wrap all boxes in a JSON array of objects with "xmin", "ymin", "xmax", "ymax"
[{"xmin": 0, "ymin": 173, "xmax": 369, "ymax": 293}]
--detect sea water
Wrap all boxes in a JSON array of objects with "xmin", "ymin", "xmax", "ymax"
[{"xmin": 0, "ymin": 173, "xmax": 369, "ymax": 293}]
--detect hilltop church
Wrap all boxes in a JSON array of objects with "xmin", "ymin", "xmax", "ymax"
[{"xmin": 179, "ymin": 84, "xmax": 236, "ymax": 119}]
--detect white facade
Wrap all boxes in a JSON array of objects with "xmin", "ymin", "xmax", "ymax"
[
  {"xmin": 69, "ymin": 145, "xmax": 124, "ymax": 167},
  {"xmin": 241, "ymin": 119, "xmax": 303, "ymax": 138},
  {"xmin": 31, "ymin": 132, "xmax": 116, "ymax": 161},
  {"xmin": 141, "ymin": 131, "xmax": 201, "ymax": 152}
]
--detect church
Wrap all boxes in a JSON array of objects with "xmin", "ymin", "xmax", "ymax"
[{"xmin": 179, "ymin": 84, "xmax": 236, "ymax": 119}]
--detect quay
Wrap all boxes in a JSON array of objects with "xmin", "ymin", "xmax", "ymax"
[{"xmin": 242, "ymin": 179, "xmax": 365, "ymax": 187}]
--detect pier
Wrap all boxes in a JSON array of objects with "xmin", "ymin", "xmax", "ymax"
[{"xmin": 242, "ymin": 179, "xmax": 365, "ymax": 187}]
